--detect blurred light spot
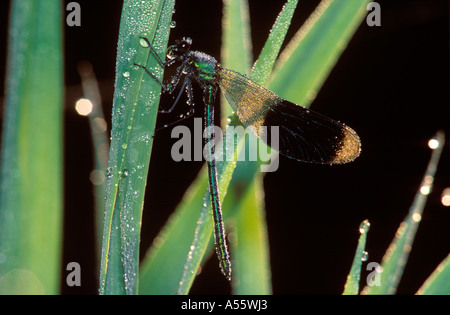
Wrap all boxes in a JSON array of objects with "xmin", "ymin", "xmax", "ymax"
[
  {"xmin": 424, "ymin": 175, "xmax": 433, "ymax": 185},
  {"xmin": 93, "ymin": 117, "xmax": 107, "ymax": 132},
  {"xmin": 75, "ymin": 98, "xmax": 93, "ymax": 116},
  {"xmin": 420, "ymin": 185, "xmax": 431, "ymax": 195},
  {"xmin": 77, "ymin": 61, "xmax": 93, "ymax": 77},
  {"xmin": 395, "ymin": 222, "xmax": 407, "ymax": 238},
  {"xmin": 441, "ymin": 187, "xmax": 450, "ymax": 206},
  {"xmin": 412, "ymin": 212, "xmax": 422, "ymax": 222},
  {"xmin": 90, "ymin": 169, "xmax": 106, "ymax": 185},
  {"xmin": 98, "ymin": 143, "xmax": 110, "ymax": 163},
  {"xmin": 420, "ymin": 175, "xmax": 433, "ymax": 195},
  {"xmin": 428, "ymin": 138, "xmax": 440, "ymax": 150}
]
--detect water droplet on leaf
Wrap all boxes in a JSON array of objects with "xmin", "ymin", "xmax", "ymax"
[{"xmin": 361, "ymin": 251, "xmax": 368, "ymax": 261}]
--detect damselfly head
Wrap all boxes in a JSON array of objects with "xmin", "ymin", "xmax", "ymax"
[{"xmin": 167, "ymin": 37, "xmax": 192, "ymax": 60}]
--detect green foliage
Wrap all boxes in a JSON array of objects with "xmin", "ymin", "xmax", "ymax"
[
  {"xmin": 98, "ymin": 0, "xmax": 175, "ymax": 295},
  {"xmin": 0, "ymin": 0, "xmax": 63, "ymax": 295},
  {"xmin": 1, "ymin": 0, "xmax": 447, "ymax": 296},
  {"xmin": 362, "ymin": 131, "xmax": 446, "ymax": 295},
  {"xmin": 343, "ymin": 220, "xmax": 370, "ymax": 295}
]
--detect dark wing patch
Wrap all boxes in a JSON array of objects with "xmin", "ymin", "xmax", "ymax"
[
  {"xmin": 217, "ymin": 67, "xmax": 361, "ymax": 164},
  {"xmin": 263, "ymin": 100, "xmax": 361, "ymax": 164}
]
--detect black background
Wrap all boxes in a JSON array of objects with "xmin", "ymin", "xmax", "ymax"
[{"xmin": 0, "ymin": 0, "xmax": 449, "ymax": 295}]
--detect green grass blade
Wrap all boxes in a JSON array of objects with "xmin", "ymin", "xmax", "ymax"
[
  {"xmin": 269, "ymin": 0, "xmax": 370, "ymax": 107},
  {"xmin": 221, "ymin": 0, "xmax": 252, "ymax": 119},
  {"xmin": 77, "ymin": 62, "xmax": 109, "ymax": 259},
  {"xmin": 139, "ymin": 0, "xmax": 255, "ymax": 294},
  {"xmin": 222, "ymin": 0, "xmax": 261, "ymax": 294},
  {"xmin": 139, "ymin": 167, "xmax": 209, "ymax": 294},
  {"xmin": 362, "ymin": 131, "xmax": 445, "ymax": 295},
  {"xmin": 0, "ymin": 0, "xmax": 63, "ymax": 294},
  {"xmin": 99, "ymin": 0, "xmax": 175, "ymax": 295},
  {"xmin": 175, "ymin": 140, "xmax": 244, "ymax": 294},
  {"xmin": 176, "ymin": 0, "xmax": 300, "ymax": 294},
  {"xmin": 221, "ymin": 0, "xmax": 253, "ymax": 74},
  {"xmin": 139, "ymin": 141, "xmax": 244, "ymax": 294},
  {"xmin": 221, "ymin": 0, "xmax": 301, "ymax": 295},
  {"xmin": 251, "ymin": 0, "xmax": 299, "ymax": 85},
  {"xmin": 222, "ymin": 0, "xmax": 261, "ymax": 295},
  {"xmin": 417, "ymin": 254, "xmax": 450, "ymax": 295},
  {"xmin": 342, "ymin": 220, "xmax": 370, "ymax": 295},
  {"xmin": 228, "ymin": 174, "xmax": 272, "ymax": 295}
]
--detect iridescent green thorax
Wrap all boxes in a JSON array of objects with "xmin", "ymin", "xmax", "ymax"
[{"xmin": 189, "ymin": 51, "xmax": 218, "ymax": 86}]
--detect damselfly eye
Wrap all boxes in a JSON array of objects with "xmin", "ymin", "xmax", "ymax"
[
  {"xmin": 179, "ymin": 37, "xmax": 192, "ymax": 51},
  {"xmin": 166, "ymin": 45, "xmax": 177, "ymax": 59}
]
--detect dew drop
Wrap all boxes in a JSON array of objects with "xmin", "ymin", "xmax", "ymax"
[
  {"xmin": 122, "ymin": 169, "xmax": 129, "ymax": 178},
  {"xmin": 359, "ymin": 220, "xmax": 370, "ymax": 234},
  {"xmin": 105, "ymin": 167, "xmax": 113, "ymax": 178},
  {"xmin": 170, "ymin": 20, "xmax": 176, "ymax": 28},
  {"xmin": 139, "ymin": 37, "xmax": 149, "ymax": 48},
  {"xmin": 123, "ymin": 71, "xmax": 130, "ymax": 78},
  {"xmin": 361, "ymin": 251, "xmax": 368, "ymax": 261},
  {"xmin": 122, "ymin": 143, "xmax": 128, "ymax": 150}
]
